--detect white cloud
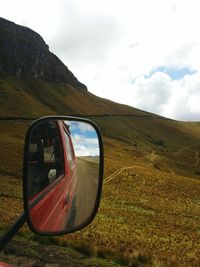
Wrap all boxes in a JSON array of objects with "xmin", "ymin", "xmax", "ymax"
[
  {"xmin": 72, "ymin": 134, "xmax": 99, "ymax": 156},
  {"xmin": 131, "ymin": 72, "xmax": 171, "ymax": 115},
  {"xmin": 73, "ymin": 134, "xmax": 98, "ymax": 145},
  {"xmin": 64, "ymin": 121, "xmax": 99, "ymax": 156},
  {"xmin": 167, "ymin": 73, "xmax": 200, "ymax": 120},
  {"xmin": 130, "ymin": 72, "xmax": 200, "ymax": 121},
  {"xmin": 0, "ymin": 0, "xmax": 62, "ymax": 40}
]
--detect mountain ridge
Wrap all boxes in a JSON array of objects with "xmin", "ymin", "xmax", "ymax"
[
  {"xmin": 0, "ymin": 17, "xmax": 154, "ymax": 118},
  {"xmin": 0, "ymin": 17, "xmax": 87, "ymax": 91}
]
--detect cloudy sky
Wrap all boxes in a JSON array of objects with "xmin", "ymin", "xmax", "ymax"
[
  {"xmin": 66, "ymin": 121, "xmax": 99, "ymax": 156},
  {"xmin": 1, "ymin": 0, "xmax": 200, "ymax": 121}
]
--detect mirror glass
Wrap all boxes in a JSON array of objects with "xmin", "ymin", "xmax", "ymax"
[{"xmin": 25, "ymin": 119, "xmax": 101, "ymax": 233}]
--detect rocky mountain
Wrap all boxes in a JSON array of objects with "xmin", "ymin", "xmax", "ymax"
[
  {"xmin": 0, "ymin": 17, "xmax": 87, "ymax": 91},
  {"xmin": 0, "ymin": 17, "xmax": 149, "ymax": 118}
]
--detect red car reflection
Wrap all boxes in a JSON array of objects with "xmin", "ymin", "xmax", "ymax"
[{"xmin": 28, "ymin": 120, "xmax": 77, "ymax": 232}]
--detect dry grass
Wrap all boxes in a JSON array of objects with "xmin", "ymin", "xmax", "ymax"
[
  {"xmin": 1, "ymin": 74, "xmax": 200, "ymax": 266},
  {"xmin": 0, "ymin": 76, "xmax": 149, "ymax": 117},
  {"xmin": 60, "ymin": 139, "xmax": 200, "ymax": 266},
  {"xmin": 1, "ymin": 118, "xmax": 200, "ymax": 266}
]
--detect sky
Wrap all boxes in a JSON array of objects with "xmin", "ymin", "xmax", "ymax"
[
  {"xmin": 1, "ymin": 0, "xmax": 200, "ymax": 121},
  {"xmin": 66, "ymin": 121, "xmax": 99, "ymax": 157}
]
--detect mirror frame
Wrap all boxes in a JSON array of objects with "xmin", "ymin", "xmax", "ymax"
[{"xmin": 23, "ymin": 115, "xmax": 104, "ymax": 236}]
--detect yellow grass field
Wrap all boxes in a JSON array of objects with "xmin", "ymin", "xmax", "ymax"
[
  {"xmin": 62, "ymin": 137, "xmax": 200, "ymax": 266},
  {"xmin": 1, "ymin": 118, "xmax": 200, "ymax": 266}
]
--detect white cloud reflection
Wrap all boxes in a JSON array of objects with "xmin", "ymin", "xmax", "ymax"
[{"xmin": 65, "ymin": 121, "xmax": 99, "ymax": 157}]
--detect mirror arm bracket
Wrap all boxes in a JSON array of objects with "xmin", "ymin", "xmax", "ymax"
[{"xmin": 0, "ymin": 213, "xmax": 26, "ymax": 251}]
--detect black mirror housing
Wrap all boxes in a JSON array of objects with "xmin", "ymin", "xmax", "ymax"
[{"xmin": 23, "ymin": 116, "xmax": 104, "ymax": 236}]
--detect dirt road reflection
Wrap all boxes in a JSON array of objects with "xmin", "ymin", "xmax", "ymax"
[{"xmin": 74, "ymin": 156, "xmax": 99, "ymax": 226}]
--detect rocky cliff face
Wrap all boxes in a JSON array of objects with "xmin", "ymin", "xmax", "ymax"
[{"xmin": 0, "ymin": 17, "xmax": 87, "ymax": 91}]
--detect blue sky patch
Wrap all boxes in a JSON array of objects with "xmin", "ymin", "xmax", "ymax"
[
  {"xmin": 64, "ymin": 121, "xmax": 99, "ymax": 156},
  {"xmin": 145, "ymin": 66, "xmax": 197, "ymax": 80}
]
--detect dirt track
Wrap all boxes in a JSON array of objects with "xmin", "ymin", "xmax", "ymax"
[{"xmin": 74, "ymin": 157, "xmax": 99, "ymax": 226}]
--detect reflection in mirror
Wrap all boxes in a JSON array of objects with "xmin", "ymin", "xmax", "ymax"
[
  {"xmin": 26, "ymin": 119, "xmax": 100, "ymax": 233},
  {"xmin": 65, "ymin": 121, "xmax": 100, "ymax": 227}
]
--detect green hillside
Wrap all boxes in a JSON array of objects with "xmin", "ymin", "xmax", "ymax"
[
  {"xmin": 0, "ymin": 75, "xmax": 149, "ymax": 117},
  {"xmin": 1, "ymin": 77, "xmax": 200, "ymax": 266},
  {"xmin": 90, "ymin": 115, "xmax": 200, "ymax": 178}
]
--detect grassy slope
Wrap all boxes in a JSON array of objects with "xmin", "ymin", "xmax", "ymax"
[
  {"xmin": 0, "ymin": 76, "xmax": 148, "ymax": 117},
  {"xmin": 62, "ymin": 116, "xmax": 200, "ymax": 266},
  {"xmin": 1, "ymin": 76, "xmax": 200, "ymax": 266},
  {"xmin": 1, "ymin": 116, "xmax": 200, "ymax": 266},
  {"xmin": 91, "ymin": 116, "xmax": 200, "ymax": 179}
]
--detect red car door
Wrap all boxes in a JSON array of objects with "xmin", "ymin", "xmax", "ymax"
[{"xmin": 28, "ymin": 120, "xmax": 77, "ymax": 232}]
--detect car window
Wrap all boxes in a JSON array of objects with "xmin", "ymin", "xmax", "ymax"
[
  {"xmin": 28, "ymin": 121, "xmax": 65, "ymax": 199},
  {"xmin": 63, "ymin": 128, "xmax": 74, "ymax": 170}
]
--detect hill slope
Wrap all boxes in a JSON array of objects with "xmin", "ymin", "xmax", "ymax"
[
  {"xmin": 0, "ymin": 75, "xmax": 150, "ymax": 117},
  {"xmin": 0, "ymin": 16, "xmax": 200, "ymax": 179}
]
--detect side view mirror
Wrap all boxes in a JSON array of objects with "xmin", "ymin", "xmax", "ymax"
[{"xmin": 23, "ymin": 116, "xmax": 104, "ymax": 235}]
